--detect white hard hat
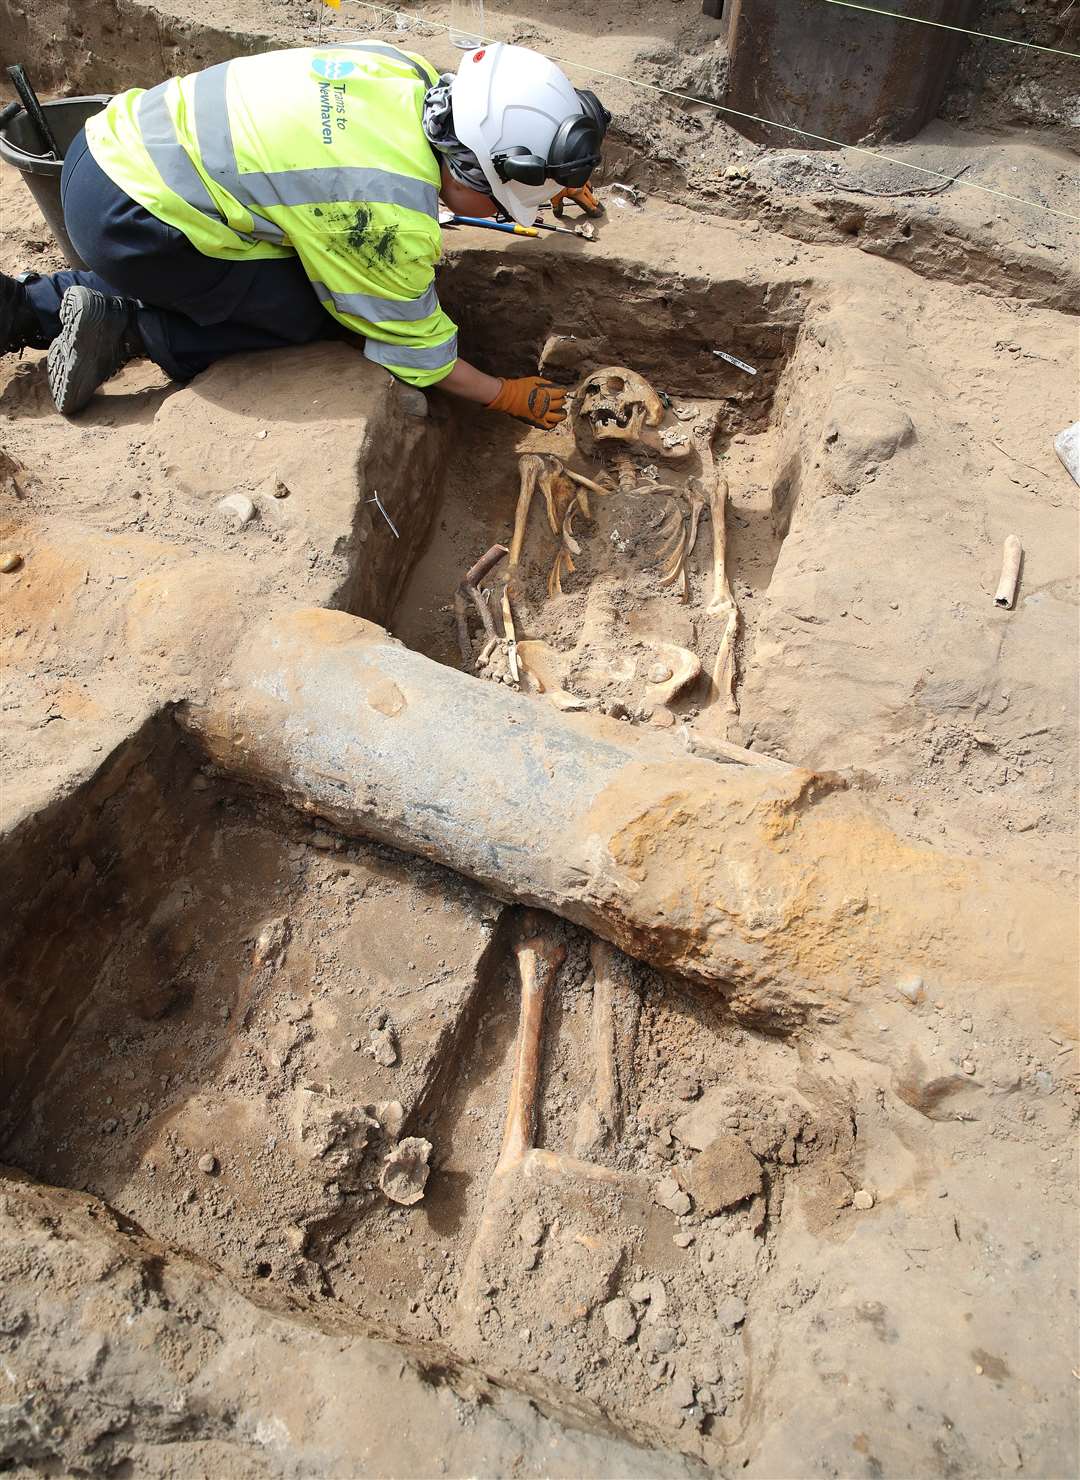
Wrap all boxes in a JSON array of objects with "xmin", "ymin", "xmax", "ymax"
[{"xmin": 450, "ymin": 43, "xmax": 608, "ymax": 226}]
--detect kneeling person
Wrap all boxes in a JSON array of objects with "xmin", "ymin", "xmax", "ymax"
[{"xmin": 0, "ymin": 42, "xmax": 608, "ymax": 429}]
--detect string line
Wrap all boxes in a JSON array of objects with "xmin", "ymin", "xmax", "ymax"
[{"xmin": 821, "ymin": 0, "xmax": 1080, "ymax": 60}]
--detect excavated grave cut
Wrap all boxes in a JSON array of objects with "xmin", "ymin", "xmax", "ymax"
[{"xmin": 395, "ymin": 249, "xmax": 806, "ymax": 748}]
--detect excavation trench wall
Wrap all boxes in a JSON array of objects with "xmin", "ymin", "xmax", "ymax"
[
  {"xmin": 0, "ymin": 715, "xmax": 194, "ymax": 1141},
  {"xmin": 436, "ymin": 255, "xmax": 801, "ymax": 418}
]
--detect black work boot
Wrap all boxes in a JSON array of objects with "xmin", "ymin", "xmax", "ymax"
[
  {"xmin": 47, "ymin": 285, "xmax": 143, "ymax": 415},
  {"xmin": 0, "ymin": 271, "xmax": 50, "ymax": 355}
]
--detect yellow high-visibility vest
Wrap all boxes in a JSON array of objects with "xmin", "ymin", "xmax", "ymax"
[{"xmin": 85, "ymin": 46, "xmax": 458, "ymax": 386}]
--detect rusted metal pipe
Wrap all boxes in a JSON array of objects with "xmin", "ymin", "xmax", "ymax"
[{"xmin": 179, "ymin": 608, "xmax": 1074, "ymax": 1027}]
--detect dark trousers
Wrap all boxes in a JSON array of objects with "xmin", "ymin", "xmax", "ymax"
[{"xmin": 23, "ymin": 130, "xmax": 337, "ymax": 381}]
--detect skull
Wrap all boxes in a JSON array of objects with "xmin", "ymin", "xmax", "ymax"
[{"xmin": 571, "ymin": 366, "xmax": 666, "ymax": 460}]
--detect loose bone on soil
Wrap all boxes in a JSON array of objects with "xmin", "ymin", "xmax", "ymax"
[{"xmin": 1, "ymin": 43, "xmax": 1078, "ymax": 1477}]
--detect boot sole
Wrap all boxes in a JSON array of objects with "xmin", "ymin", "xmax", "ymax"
[{"xmin": 47, "ymin": 287, "xmax": 118, "ymax": 416}]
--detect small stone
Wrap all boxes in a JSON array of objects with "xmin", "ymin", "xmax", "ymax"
[
  {"xmin": 398, "ymin": 385, "xmax": 429, "ymax": 417},
  {"xmin": 217, "ymin": 493, "xmax": 256, "ymax": 529},
  {"xmin": 380, "ymin": 1137, "xmax": 432, "ymax": 1205},
  {"xmin": 654, "ymin": 1176, "xmax": 692, "ymax": 1217},
  {"xmin": 852, "ymin": 1188, "xmax": 875, "ymax": 1210},
  {"xmin": 649, "ymin": 706, "xmax": 676, "ymax": 729},
  {"xmin": 896, "ymin": 975, "xmax": 924, "ymax": 1003},
  {"xmin": 670, "ymin": 1373, "xmax": 696, "ymax": 1408},
  {"xmin": 714, "ymin": 1296, "xmax": 747, "ymax": 1331},
  {"xmin": 961, "ymin": 1060, "xmax": 976, "ymax": 1076},
  {"xmin": 272, "ymin": 478, "xmax": 291, "ymax": 499},
  {"xmin": 673, "ymin": 1231, "xmax": 694, "ymax": 1248},
  {"xmin": 960, "ymin": 1016, "xmax": 973, "ymax": 1033},
  {"xmin": 370, "ymin": 1026, "xmax": 399, "ymax": 1067},
  {"xmin": 518, "ymin": 1210, "xmax": 545, "ymax": 1247},
  {"xmin": 602, "ymin": 1297, "xmax": 638, "ymax": 1342},
  {"xmin": 688, "ymin": 1135, "xmax": 763, "ymax": 1214},
  {"xmin": 634, "ymin": 1277, "xmax": 668, "ymax": 1320},
  {"xmin": 674, "ymin": 1076, "xmax": 701, "ymax": 1101},
  {"xmin": 1, "ymin": 552, "xmax": 23, "ymax": 573},
  {"xmin": 198, "ymin": 1154, "xmax": 218, "ymax": 1175},
  {"xmin": 647, "ymin": 662, "xmax": 674, "ymax": 684},
  {"xmin": 639, "ymin": 1323, "xmax": 677, "ymax": 1356}
]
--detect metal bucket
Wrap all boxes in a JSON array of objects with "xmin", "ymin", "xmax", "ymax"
[{"xmin": 0, "ymin": 94, "xmax": 111, "ymax": 268}]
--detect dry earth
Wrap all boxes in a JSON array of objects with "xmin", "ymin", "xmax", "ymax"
[{"xmin": 1, "ymin": 2, "xmax": 1078, "ymax": 1477}]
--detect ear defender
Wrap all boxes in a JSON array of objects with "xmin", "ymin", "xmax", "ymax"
[
  {"xmin": 574, "ymin": 89, "xmax": 611, "ymax": 136},
  {"xmin": 546, "ymin": 113, "xmax": 603, "ymax": 187},
  {"xmin": 491, "ymin": 145, "xmax": 550, "ymax": 185},
  {"xmin": 491, "ymin": 92, "xmax": 609, "ymax": 189}
]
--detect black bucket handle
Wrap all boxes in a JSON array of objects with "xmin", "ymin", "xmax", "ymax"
[{"xmin": 7, "ymin": 64, "xmax": 60, "ymax": 157}]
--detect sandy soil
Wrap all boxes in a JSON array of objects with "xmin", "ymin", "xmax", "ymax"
[{"xmin": 1, "ymin": 4, "xmax": 1078, "ymax": 1476}]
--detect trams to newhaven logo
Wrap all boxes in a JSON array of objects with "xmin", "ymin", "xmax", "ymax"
[
  {"xmin": 313, "ymin": 57, "xmax": 356, "ymax": 80},
  {"xmin": 315, "ymin": 59, "xmax": 350, "ymax": 143}
]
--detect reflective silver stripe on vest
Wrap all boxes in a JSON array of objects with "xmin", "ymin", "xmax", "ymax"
[
  {"xmin": 364, "ymin": 333, "xmax": 458, "ymax": 371},
  {"xmin": 137, "ymin": 84, "xmax": 224, "ymax": 222},
  {"xmin": 192, "ymin": 59, "xmax": 438, "ymax": 223},
  {"xmin": 338, "ymin": 43, "xmax": 435, "ymax": 88},
  {"xmin": 193, "ymin": 63, "xmax": 287, "ymax": 243},
  {"xmin": 139, "ymin": 57, "xmax": 439, "ymax": 241},
  {"xmin": 240, "ymin": 166, "xmax": 437, "ymax": 216},
  {"xmin": 310, "ymin": 280, "xmax": 439, "ymax": 323}
]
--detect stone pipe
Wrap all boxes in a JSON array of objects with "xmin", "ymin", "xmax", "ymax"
[{"xmin": 180, "ymin": 609, "xmax": 1074, "ymax": 1028}]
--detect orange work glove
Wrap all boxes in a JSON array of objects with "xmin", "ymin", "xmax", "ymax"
[
  {"xmin": 551, "ymin": 181, "xmax": 603, "ymax": 219},
  {"xmin": 485, "ymin": 376, "xmax": 567, "ymax": 430}
]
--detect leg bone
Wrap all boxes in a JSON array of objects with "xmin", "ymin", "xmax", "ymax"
[
  {"xmin": 496, "ymin": 927, "xmax": 566, "ymax": 1176},
  {"xmin": 509, "ymin": 455, "xmax": 545, "ymax": 572},
  {"xmin": 573, "ymin": 938, "xmax": 641, "ymax": 1161}
]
